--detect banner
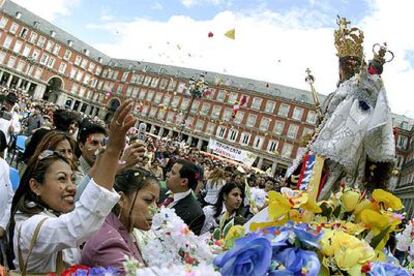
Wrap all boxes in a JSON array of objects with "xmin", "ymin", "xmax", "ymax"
[
  {"xmin": 297, "ymin": 153, "xmax": 325, "ymax": 200},
  {"xmin": 208, "ymin": 138, "xmax": 257, "ymax": 166}
]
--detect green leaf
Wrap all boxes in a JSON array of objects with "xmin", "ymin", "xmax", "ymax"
[
  {"xmin": 222, "ymin": 220, "xmax": 234, "ymax": 238},
  {"xmin": 332, "ymin": 205, "xmax": 342, "ymax": 218},
  {"xmin": 370, "ymin": 226, "xmax": 391, "ymax": 250},
  {"xmin": 213, "ymin": 228, "xmax": 221, "ymax": 240}
]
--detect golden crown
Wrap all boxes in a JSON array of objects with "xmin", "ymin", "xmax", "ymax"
[
  {"xmin": 372, "ymin": 42, "xmax": 394, "ymax": 66},
  {"xmin": 334, "ymin": 16, "xmax": 364, "ymax": 60}
]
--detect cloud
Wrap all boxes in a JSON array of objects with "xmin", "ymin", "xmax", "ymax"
[
  {"xmin": 88, "ymin": 0, "xmax": 413, "ymax": 117},
  {"xmin": 180, "ymin": 0, "xmax": 229, "ymax": 8},
  {"xmin": 12, "ymin": 0, "xmax": 80, "ymax": 21}
]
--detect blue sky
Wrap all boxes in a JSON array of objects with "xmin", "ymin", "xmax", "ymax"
[{"xmin": 12, "ymin": 0, "xmax": 414, "ymax": 118}]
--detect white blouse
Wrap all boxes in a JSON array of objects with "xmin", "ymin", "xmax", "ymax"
[
  {"xmin": 13, "ymin": 178, "xmax": 120, "ymax": 273},
  {"xmin": 0, "ymin": 158, "xmax": 13, "ymax": 230}
]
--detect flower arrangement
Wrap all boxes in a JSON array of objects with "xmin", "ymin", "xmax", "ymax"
[
  {"xmin": 140, "ymin": 207, "xmax": 213, "ymax": 268},
  {"xmin": 56, "ymin": 265, "xmax": 118, "ymax": 276}
]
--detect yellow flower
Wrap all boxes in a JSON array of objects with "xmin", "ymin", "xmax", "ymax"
[
  {"xmin": 301, "ymin": 198, "xmax": 322, "ymax": 213},
  {"xmin": 224, "ymin": 225, "xmax": 245, "ymax": 249},
  {"xmin": 360, "ymin": 209, "xmax": 388, "ymax": 234},
  {"xmin": 341, "ymin": 221, "xmax": 366, "ymax": 236},
  {"xmin": 354, "ymin": 199, "xmax": 375, "ymax": 216},
  {"xmin": 268, "ymin": 191, "xmax": 291, "ymax": 220},
  {"xmin": 321, "ymin": 230, "xmax": 375, "ymax": 272},
  {"xmin": 372, "ymin": 189, "xmax": 403, "ymax": 211},
  {"xmin": 341, "ymin": 190, "xmax": 361, "ymax": 212}
]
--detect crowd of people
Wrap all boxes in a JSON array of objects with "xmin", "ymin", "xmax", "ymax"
[{"xmin": 0, "ymin": 88, "xmax": 284, "ymax": 274}]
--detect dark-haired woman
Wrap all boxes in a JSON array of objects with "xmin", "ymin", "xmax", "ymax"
[
  {"xmin": 8, "ymin": 100, "xmax": 139, "ymax": 274},
  {"xmin": 81, "ymin": 168, "xmax": 159, "ymax": 270},
  {"xmin": 201, "ymin": 183, "xmax": 248, "ymax": 234}
]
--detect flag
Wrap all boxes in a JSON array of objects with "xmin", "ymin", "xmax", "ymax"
[
  {"xmin": 296, "ymin": 153, "xmax": 325, "ymax": 201},
  {"xmin": 232, "ymin": 95, "xmax": 247, "ymax": 119},
  {"xmin": 224, "ymin": 28, "xmax": 235, "ymax": 40}
]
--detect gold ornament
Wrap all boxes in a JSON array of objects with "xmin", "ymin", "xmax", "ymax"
[
  {"xmin": 334, "ymin": 16, "xmax": 364, "ymax": 60},
  {"xmin": 372, "ymin": 42, "xmax": 394, "ymax": 67}
]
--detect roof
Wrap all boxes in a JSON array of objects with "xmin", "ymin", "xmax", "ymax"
[
  {"xmin": 111, "ymin": 58, "xmax": 327, "ymax": 105},
  {"xmin": 2, "ymin": 0, "xmax": 111, "ymax": 64},
  {"xmin": 392, "ymin": 113, "xmax": 414, "ymax": 131}
]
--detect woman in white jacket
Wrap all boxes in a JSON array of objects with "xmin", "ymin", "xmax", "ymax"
[{"xmin": 7, "ymin": 100, "xmax": 142, "ymax": 274}]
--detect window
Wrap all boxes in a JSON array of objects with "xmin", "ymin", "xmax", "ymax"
[
  {"xmin": 138, "ymin": 89, "xmax": 147, "ymax": 100},
  {"xmin": 167, "ymin": 78, "xmax": 177, "ymax": 91},
  {"xmin": 10, "ymin": 23, "xmax": 19, "ymax": 34},
  {"xmin": 58, "ymin": 62, "xmax": 67, "ymax": 74},
  {"xmin": 260, "ymin": 117, "xmax": 271, "ymax": 131},
  {"xmin": 150, "ymin": 77, "xmax": 159, "ymax": 88},
  {"xmin": 0, "ymin": 17, "xmax": 8, "ymax": 29},
  {"xmin": 0, "ymin": 51, "xmax": 5, "ymax": 63},
  {"xmin": 163, "ymin": 95, "xmax": 171, "ymax": 106},
  {"xmin": 157, "ymin": 109, "xmax": 166, "ymax": 120},
  {"xmin": 253, "ymin": 136, "xmax": 264, "ymax": 149},
  {"xmin": 17, "ymin": 60, "xmax": 25, "ymax": 71},
  {"xmin": 181, "ymin": 98, "xmax": 190, "ymax": 110},
  {"xmin": 273, "ymin": 121, "xmax": 285, "ymax": 135},
  {"xmin": 203, "ymin": 123, "xmax": 213, "ymax": 134},
  {"xmin": 83, "ymin": 74, "xmax": 91, "ymax": 85},
  {"xmin": 28, "ymin": 32, "xmax": 37, "ymax": 44},
  {"xmin": 12, "ymin": 40, "xmax": 23, "ymax": 53},
  {"xmin": 211, "ymin": 105, "xmax": 222, "ymax": 119},
  {"xmin": 267, "ymin": 140, "xmax": 279, "ymax": 153},
  {"xmin": 121, "ymin": 71, "xmax": 129, "ymax": 82},
  {"xmin": 37, "ymin": 36, "xmax": 46, "ymax": 48},
  {"xmin": 75, "ymin": 71, "xmax": 84, "ymax": 82},
  {"xmin": 3, "ymin": 35, "xmax": 13, "ymax": 48},
  {"xmin": 159, "ymin": 78, "xmax": 168, "ymax": 89},
  {"xmin": 88, "ymin": 62, "xmax": 95, "ymax": 72},
  {"xmin": 132, "ymin": 88, "xmax": 139, "ymax": 98},
  {"xmin": 166, "ymin": 112, "xmax": 175, "ymax": 123},
  {"xmin": 195, "ymin": 120, "xmax": 204, "ymax": 131},
  {"xmin": 223, "ymin": 108, "xmax": 233, "ymax": 121},
  {"xmin": 149, "ymin": 107, "xmax": 157, "ymax": 118},
  {"xmin": 39, "ymin": 53, "xmax": 49, "ymax": 65},
  {"xmin": 200, "ymin": 103, "xmax": 210, "ymax": 115},
  {"xmin": 292, "ymin": 107, "xmax": 304, "ymax": 121},
  {"xmin": 45, "ymin": 40, "xmax": 54, "ymax": 52},
  {"xmin": 19, "ymin": 27, "xmax": 28, "ymax": 38},
  {"xmin": 306, "ymin": 110, "xmax": 317, "ymax": 124},
  {"xmin": 251, "ymin": 97, "xmax": 263, "ymax": 110},
  {"xmin": 95, "ymin": 66, "xmax": 102, "ymax": 76},
  {"xmin": 302, "ymin": 127, "xmax": 314, "ymax": 138},
  {"xmin": 228, "ymin": 129, "xmax": 239, "ymax": 142},
  {"xmin": 135, "ymin": 74, "xmax": 145, "ymax": 84},
  {"xmin": 7, "ymin": 56, "xmax": 16, "ymax": 68},
  {"xmin": 246, "ymin": 114, "xmax": 257, "ymax": 128},
  {"xmin": 287, "ymin": 124, "xmax": 299, "ymax": 139},
  {"xmin": 63, "ymin": 49, "xmax": 72, "ymax": 60},
  {"xmin": 216, "ymin": 90, "xmax": 226, "ymax": 102},
  {"xmin": 154, "ymin": 93, "xmax": 162, "ymax": 104},
  {"xmin": 70, "ymin": 68, "xmax": 77, "ymax": 79},
  {"xmin": 228, "ymin": 93, "xmax": 238, "ymax": 104},
  {"xmin": 81, "ymin": 59, "xmax": 88, "ymax": 69},
  {"xmin": 47, "ymin": 57, "xmax": 55, "ymax": 68},
  {"xmin": 74, "ymin": 55, "xmax": 82, "ymax": 66},
  {"xmin": 185, "ymin": 116, "xmax": 194, "ymax": 127},
  {"xmin": 146, "ymin": 90, "xmax": 155, "ymax": 101},
  {"xmin": 143, "ymin": 76, "xmax": 152, "ymax": 86},
  {"xmin": 265, "ymin": 100, "xmax": 275, "ymax": 113},
  {"xmin": 177, "ymin": 81, "xmax": 186, "ymax": 93},
  {"xmin": 234, "ymin": 111, "xmax": 245, "ymax": 124},
  {"xmin": 190, "ymin": 100, "xmax": 200, "ymax": 113},
  {"xmin": 52, "ymin": 44, "xmax": 61, "ymax": 55},
  {"xmin": 240, "ymin": 132, "xmax": 251, "ymax": 145},
  {"xmin": 278, "ymin": 103, "xmax": 290, "ymax": 117},
  {"xmin": 141, "ymin": 105, "xmax": 149, "ymax": 116},
  {"xmin": 398, "ymin": 136, "xmax": 408, "ymax": 149},
  {"xmin": 22, "ymin": 45, "xmax": 31, "ymax": 56},
  {"xmin": 216, "ymin": 126, "xmax": 226, "ymax": 138},
  {"xmin": 281, "ymin": 143, "xmax": 293, "ymax": 158},
  {"xmin": 171, "ymin": 96, "xmax": 180, "ymax": 108}
]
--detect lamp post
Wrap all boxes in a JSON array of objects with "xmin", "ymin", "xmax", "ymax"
[{"xmin": 178, "ymin": 73, "xmax": 209, "ymax": 142}]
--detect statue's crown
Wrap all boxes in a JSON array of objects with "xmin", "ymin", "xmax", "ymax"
[
  {"xmin": 334, "ymin": 16, "xmax": 364, "ymax": 60},
  {"xmin": 372, "ymin": 42, "xmax": 394, "ymax": 66}
]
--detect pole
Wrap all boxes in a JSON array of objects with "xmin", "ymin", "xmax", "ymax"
[{"xmin": 305, "ymin": 68, "xmax": 323, "ymax": 120}]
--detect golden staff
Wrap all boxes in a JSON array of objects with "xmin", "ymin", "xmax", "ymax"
[{"xmin": 305, "ymin": 68, "xmax": 323, "ymax": 120}]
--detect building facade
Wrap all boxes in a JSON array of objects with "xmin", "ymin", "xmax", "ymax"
[{"xmin": 0, "ymin": 0, "xmax": 324, "ymax": 176}]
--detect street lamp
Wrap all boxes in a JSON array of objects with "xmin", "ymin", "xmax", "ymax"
[{"xmin": 178, "ymin": 73, "xmax": 209, "ymax": 142}]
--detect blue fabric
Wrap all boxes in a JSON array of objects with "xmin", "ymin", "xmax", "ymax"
[
  {"xmin": 9, "ymin": 167, "xmax": 20, "ymax": 191},
  {"xmin": 15, "ymin": 135, "xmax": 28, "ymax": 152}
]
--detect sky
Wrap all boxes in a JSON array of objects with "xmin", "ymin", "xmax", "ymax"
[{"xmin": 12, "ymin": 0, "xmax": 414, "ymax": 119}]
